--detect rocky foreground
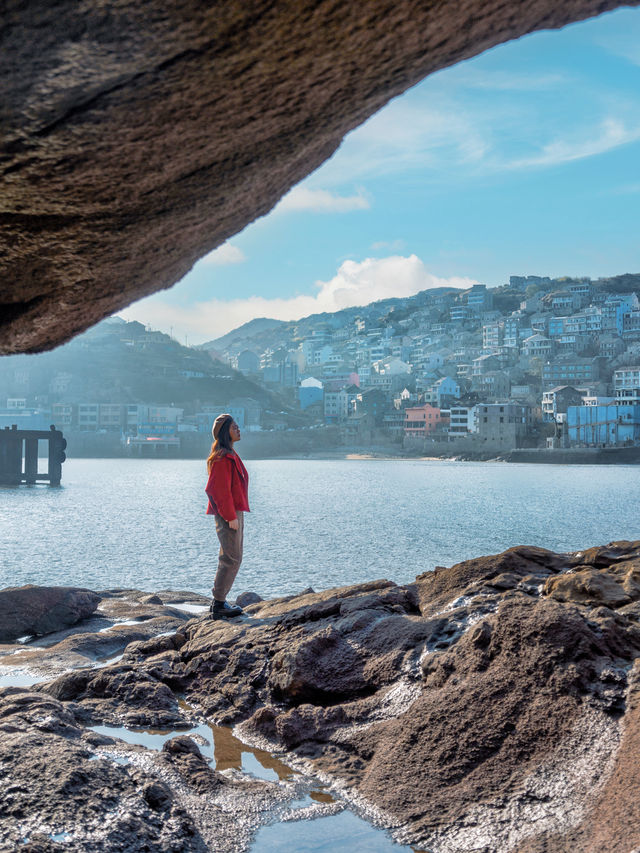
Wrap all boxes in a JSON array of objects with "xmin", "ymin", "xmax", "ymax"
[{"xmin": 2, "ymin": 542, "xmax": 640, "ymax": 852}]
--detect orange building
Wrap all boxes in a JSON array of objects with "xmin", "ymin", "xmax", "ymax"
[{"xmin": 404, "ymin": 404, "xmax": 447, "ymax": 437}]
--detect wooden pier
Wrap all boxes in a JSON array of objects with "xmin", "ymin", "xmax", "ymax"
[{"xmin": 0, "ymin": 424, "xmax": 67, "ymax": 486}]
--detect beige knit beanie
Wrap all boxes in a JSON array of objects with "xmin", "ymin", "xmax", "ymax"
[{"xmin": 212, "ymin": 413, "xmax": 232, "ymax": 439}]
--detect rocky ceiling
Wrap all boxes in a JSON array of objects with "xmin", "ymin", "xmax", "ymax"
[{"xmin": 1, "ymin": 0, "xmax": 636, "ymax": 354}]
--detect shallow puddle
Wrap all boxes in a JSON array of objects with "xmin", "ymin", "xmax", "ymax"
[
  {"xmin": 210, "ymin": 723, "xmax": 298, "ymax": 782},
  {"xmin": 98, "ymin": 620, "xmax": 147, "ymax": 633},
  {"xmin": 89, "ymin": 723, "xmax": 213, "ymax": 756},
  {"xmin": 166, "ymin": 602, "xmax": 209, "ymax": 614},
  {"xmin": 89, "ymin": 715, "xmax": 423, "ymax": 852},
  {"xmin": 251, "ymin": 809, "xmax": 426, "ymax": 852},
  {"xmin": 0, "ymin": 671, "xmax": 46, "ymax": 688},
  {"xmin": 88, "ymin": 721, "xmax": 298, "ymax": 784},
  {"xmin": 50, "ymin": 832, "xmax": 71, "ymax": 843}
]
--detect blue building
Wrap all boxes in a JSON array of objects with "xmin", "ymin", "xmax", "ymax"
[
  {"xmin": 548, "ymin": 317, "xmax": 565, "ymax": 337},
  {"xmin": 298, "ymin": 377, "xmax": 324, "ymax": 410},
  {"xmin": 567, "ymin": 404, "xmax": 640, "ymax": 446}
]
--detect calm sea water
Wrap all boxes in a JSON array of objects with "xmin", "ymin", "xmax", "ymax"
[{"xmin": 1, "ymin": 459, "xmax": 638, "ymax": 597}]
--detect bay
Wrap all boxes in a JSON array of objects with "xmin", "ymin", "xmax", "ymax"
[{"xmin": 1, "ymin": 458, "xmax": 638, "ymax": 597}]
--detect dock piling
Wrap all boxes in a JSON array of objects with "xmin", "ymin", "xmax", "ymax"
[{"xmin": 0, "ymin": 424, "xmax": 67, "ymax": 486}]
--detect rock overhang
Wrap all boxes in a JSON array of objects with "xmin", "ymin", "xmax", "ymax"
[{"xmin": 2, "ymin": 0, "xmax": 637, "ymax": 354}]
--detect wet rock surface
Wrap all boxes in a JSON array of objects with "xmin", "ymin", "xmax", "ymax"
[
  {"xmin": 0, "ymin": 585, "xmax": 100, "ymax": 643},
  {"xmin": 0, "ymin": 589, "xmax": 202, "ymax": 683},
  {"xmin": 1, "ymin": 0, "xmax": 632, "ymax": 353},
  {"xmin": 2, "ymin": 543, "xmax": 640, "ymax": 851}
]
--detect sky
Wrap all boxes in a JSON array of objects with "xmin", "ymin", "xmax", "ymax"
[{"xmin": 120, "ymin": 7, "xmax": 640, "ymax": 345}]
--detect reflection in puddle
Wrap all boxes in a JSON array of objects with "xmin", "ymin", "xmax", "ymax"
[
  {"xmin": 83, "ymin": 719, "xmax": 421, "ymax": 852},
  {"xmin": 211, "ymin": 723, "xmax": 297, "ymax": 783},
  {"xmin": 0, "ymin": 671, "xmax": 45, "ymax": 688},
  {"xmin": 88, "ymin": 721, "xmax": 298, "ymax": 784},
  {"xmin": 287, "ymin": 789, "xmax": 337, "ymax": 811},
  {"xmin": 89, "ymin": 723, "xmax": 211, "ymax": 756},
  {"xmin": 309, "ymin": 790, "xmax": 335, "ymax": 805},
  {"xmin": 251, "ymin": 809, "xmax": 426, "ymax": 852}
]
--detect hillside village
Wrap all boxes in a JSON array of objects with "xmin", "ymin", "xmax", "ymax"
[
  {"xmin": 205, "ymin": 272, "xmax": 640, "ymax": 454},
  {"xmin": 1, "ymin": 272, "xmax": 640, "ymax": 456}
]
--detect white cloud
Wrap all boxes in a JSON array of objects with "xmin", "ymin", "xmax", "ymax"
[
  {"xmin": 504, "ymin": 118, "xmax": 640, "ymax": 170},
  {"xmin": 318, "ymin": 99, "xmax": 489, "ymax": 183},
  {"xmin": 275, "ymin": 186, "xmax": 370, "ymax": 213},
  {"xmin": 200, "ymin": 243, "xmax": 246, "ymax": 265},
  {"xmin": 311, "ymin": 53, "xmax": 640, "ymax": 185},
  {"xmin": 121, "ymin": 255, "xmax": 476, "ymax": 343}
]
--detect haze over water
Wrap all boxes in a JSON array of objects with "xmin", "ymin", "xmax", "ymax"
[{"xmin": 1, "ymin": 458, "xmax": 638, "ymax": 597}]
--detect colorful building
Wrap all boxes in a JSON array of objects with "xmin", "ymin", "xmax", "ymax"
[
  {"xmin": 404, "ymin": 404, "xmax": 446, "ymax": 438},
  {"xmin": 567, "ymin": 404, "xmax": 640, "ymax": 446}
]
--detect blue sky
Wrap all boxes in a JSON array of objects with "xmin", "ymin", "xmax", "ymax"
[{"xmin": 121, "ymin": 7, "xmax": 640, "ymax": 344}]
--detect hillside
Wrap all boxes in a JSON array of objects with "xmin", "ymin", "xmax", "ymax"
[
  {"xmin": 197, "ymin": 273, "xmax": 640, "ymax": 361},
  {"xmin": 200, "ymin": 317, "xmax": 287, "ymax": 352},
  {"xmin": 199, "ymin": 286, "xmax": 462, "ymax": 355},
  {"xmin": 0, "ymin": 319, "xmax": 290, "ymax": 415}
]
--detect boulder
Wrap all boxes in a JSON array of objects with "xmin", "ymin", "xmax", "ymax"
[
  {"xmin": 41, "ymin": 664, "xmax": 187, "ymax": 728},
  {"xmin": 235, "ymin": 591, "xmax": 263, "ymax": 608},
  {"xmin": 0, "ymin": 685, "xmax": 286, "ymax": 850},
  {"xmin": 177, "ymin": 541, "xmax": 640, "ymax": 851},
  {"xmin": 544, "ymin": 567, "xmax": 632, "ymax": 608},
  {"xmin": 0, "ymin": 585, "xmax": 100, "ymax": 642},
  {"xmin": 139, "ymin": 594, "xmax": 163, "ymax": 605},
  {"xmin": 160, "ymin": 736, "xmax": 226, "ymax": 793},
  {"xmin": 1, "ymin": 0, "xmax": 629, "ymax": 353},
  {"xmin": 5, "ymin": 546, "xmax": 640, "ymax": 850}
]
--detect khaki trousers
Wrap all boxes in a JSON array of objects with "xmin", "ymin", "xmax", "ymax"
[{"xmin": 212, "ymin": 512, "xmax": 244, "ymax": 601}]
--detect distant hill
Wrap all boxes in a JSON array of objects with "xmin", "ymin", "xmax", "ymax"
[
  {"xmin": 0, "ymin": 319, "xmax": 291, "ymax": 414},
  {"xmin": 594, "ymin": 273, "xmax": 640, "ymax": 294},
  {"xmin": 200, "ymin": 286, "xmax": 463, "ymax": 355},
  {"xmin": 199, "ymin": 317, "xmax": 287, "ymax": 351},
  {"xmin": 195, "ymin": 271, "xmax": 640, "ymax": 361}
]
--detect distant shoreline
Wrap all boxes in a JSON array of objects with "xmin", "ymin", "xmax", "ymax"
[
  {"xmin": 57, "ymin": 427, "xmax": 640, "ymax": 465},
  {"xmin": 60, "ymin": 447, "xmax": 640, "ymax": 465}
]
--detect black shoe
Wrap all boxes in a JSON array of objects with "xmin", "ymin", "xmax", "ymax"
[{"xmin": 210, "ymin": 599, "xmax": 243, "ymax": 619}]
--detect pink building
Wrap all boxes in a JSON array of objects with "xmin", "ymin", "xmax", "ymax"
[
  {"xmin": 324, "ymin": 372, "xmax": 360, "ymax": 391},
  {"xmin": 404, "ymin": 404, "xmax": 447, "ymax": 437}
]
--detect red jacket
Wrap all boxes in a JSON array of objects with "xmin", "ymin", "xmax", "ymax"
[{"xmin": 205, "ymin": 451, "xmax": 250, "ymax": 521}]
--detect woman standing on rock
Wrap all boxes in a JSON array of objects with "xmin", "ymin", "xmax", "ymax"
[{"xmin": 205, "ymin": 413, "xmax": 250, "ymax": 619}]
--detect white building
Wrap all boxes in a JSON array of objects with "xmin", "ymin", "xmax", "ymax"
[
  {"xmin": 324, "ymin": 389, "xmax": 349, "ymax": 420},
  {"xmin": 449, "ymin": 406, "xmax": 477, "ymax": 434},
  {"xmin": 614, "ymin": 366, "xmax": 640, "ymax": 404},
  {"xmin": 372, "ymin": 357, "xmax": 411, "ymax": 376},
  {"xmin": 521, "ymin": 334, "xmax": 554, "ymax": 359},
  {"xmin": 482, "ymin": 322, "xmax": 503, "ymax": 351}
]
